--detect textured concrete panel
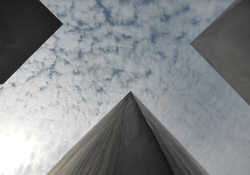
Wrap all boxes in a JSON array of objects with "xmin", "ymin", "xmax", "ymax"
[
  {"xmin": 191, "ymin": 0, "xmax": 250, "ymax": 105},
  {"xmin": 47, "ymin": 92, "xmax": 208, "ymax": 175},
  {"xmin": 0, "ymin": 0, "xmax": 62, "ymax": 84}
]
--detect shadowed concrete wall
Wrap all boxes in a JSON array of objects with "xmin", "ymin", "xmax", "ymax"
[
  {"xmin": 191, "ymin": 0, "xmax": 250, "ymax": 105},
  {"xmin": 47, "ymin": 92, "xmax": 208, "ymax": 175},
  {"xmin": 0, "ymin": 0, "xmax": 62, "ymax": 84}
]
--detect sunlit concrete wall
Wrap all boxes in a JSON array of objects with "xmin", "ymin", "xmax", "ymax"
[{"xmin": 191, "ymin": 0, "xmax": 250, "ymax": 105}]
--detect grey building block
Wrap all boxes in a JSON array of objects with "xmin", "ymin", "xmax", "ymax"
[
  {"xmin": 47, "ymin": 92, "xmax": 208, "ymax": 175},
  {"xmin": 191, "ymin": 0, "xmax": 250, "ymax": 105},
  {"xmin": 0, "ymin": 0, "xmax": 62, "ymax": 84}
]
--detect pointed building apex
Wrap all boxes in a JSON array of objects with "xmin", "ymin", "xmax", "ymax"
[{"xmin": 47, "ymin": 93, "xmax": 208, "ymax": 175}]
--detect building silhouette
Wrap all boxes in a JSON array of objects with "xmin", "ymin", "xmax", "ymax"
[
  {"xmin": 191, "ymin": 0, "xmax": 250, "ymax": 105},
  {"xmin": 47, "ymin": 92, "xmax": 208, "ymax": 175},
  {"xmin": 0, "ymin": 0, "xmax": 62, "ymax": 84}
]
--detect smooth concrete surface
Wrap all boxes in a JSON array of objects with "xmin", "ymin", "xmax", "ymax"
[
  {"xmin": 191, "ymin": 0, "xmax": 250, "ymax": 106},
  {"xmin": 47, "ymin": 92, "xmax": 208, "ymax": 175},
  {"xmin": 134, "ymin": 95, "xmax": 209, "ymax": 175},
  {"xmin": 0, "ymin": 0, "xmax": 62, "ymax": 84}
]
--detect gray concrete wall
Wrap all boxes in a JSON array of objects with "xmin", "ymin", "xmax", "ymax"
[
  {"xmin": 47, "ymin": 92, "xmax": 208, "ymax": 175},
  {"xmin": 0, "ymin": 0, "xmax": 62, "ymax": 84},
  {"xmin": 191, "ymin": 0, "xmax": 250, "ymax": 105},
  {"xmin": 134, "ymin": 94, "xmax": 209, "ymax": 175}
]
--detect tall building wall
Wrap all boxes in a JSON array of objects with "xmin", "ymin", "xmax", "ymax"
[
  {"xmin": 191, "ymin": 0, "xmax": 250, "ymax": 105},
  {"xmin": 47, "ymin": 92, "xmax": 208, "ymax": 175},
  {"xmin": 0, "ymin": 0, "xmax": 62, "ymax": 84}
]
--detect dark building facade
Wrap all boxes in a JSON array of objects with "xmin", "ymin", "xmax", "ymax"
[
  {"xmin": 0, "ymin": 0, "xmax": 62, "ymax": 84},
  {"xmin": 191, "ymin": 0, "xmax": 250, "ymax": 105},
  {"xmin": 47, "ymin": 92, "xmax": 208, "ymax": 175}
]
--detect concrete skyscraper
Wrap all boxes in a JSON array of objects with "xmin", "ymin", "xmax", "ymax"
[
  {"xmin": 47, "ymin": 92, "xmax": 208, "ymax": 175},
  {"xmin": 191, "ymin": 0, "xmax": 250, "ymax": 105}
]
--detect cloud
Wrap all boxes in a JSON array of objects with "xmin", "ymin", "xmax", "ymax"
[{"xmin": 1, "ymin": 0, "xmax": 250, "ymax": 174}]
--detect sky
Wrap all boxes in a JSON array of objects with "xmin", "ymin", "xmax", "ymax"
[{"xmin": 0, "ymin": 0, "xmax": 250, "ymax": 174}]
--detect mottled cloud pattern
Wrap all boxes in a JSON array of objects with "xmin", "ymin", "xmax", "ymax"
[{"xmin": 0, "ymin": 0, "xmax": 250, "ymax": 174}]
